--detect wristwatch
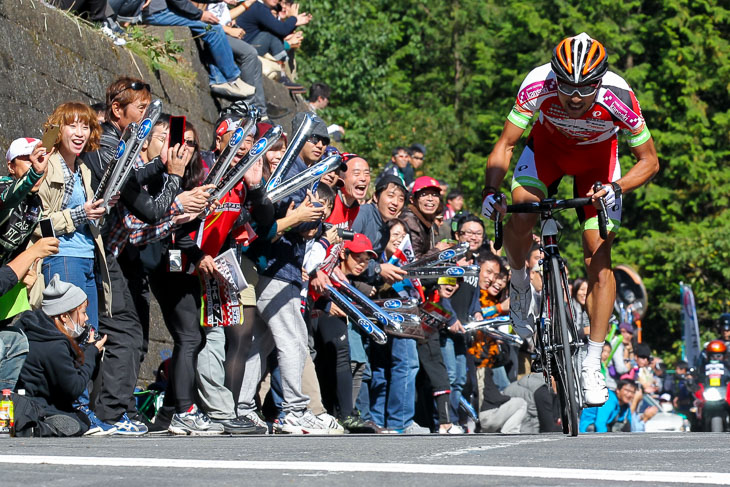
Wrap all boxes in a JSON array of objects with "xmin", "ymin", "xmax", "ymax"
[{"xmin": 374, "ymin": 263, "xmax": 382, "ymax": 275}]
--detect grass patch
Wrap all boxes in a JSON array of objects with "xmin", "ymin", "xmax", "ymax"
[
  {"xmin": 43, "ymin": 5, "xmax": 197, "ymax": 86},
  {"xmin": 125, "ymin": 26, "xmax": 197, "ymax": 86}
]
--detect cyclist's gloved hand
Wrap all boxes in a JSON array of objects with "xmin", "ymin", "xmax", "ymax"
[
  {"xmin": 601, "ymin": 183, "xmax": 618, "ymax": 209},
  {"xmin": 481, "ymin": 192, "xmax": 504, "ymax": 219}
]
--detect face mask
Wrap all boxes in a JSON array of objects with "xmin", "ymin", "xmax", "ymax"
[{"xmin": 64, "ymin": 316, "xmax": 85, "ymax": 338}]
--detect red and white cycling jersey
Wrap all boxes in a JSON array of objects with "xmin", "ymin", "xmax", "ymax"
[{"xmin": 507, "ymin": 63, "xmax": 651, "ymax": 148}]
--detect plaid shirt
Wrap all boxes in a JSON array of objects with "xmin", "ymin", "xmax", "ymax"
[{"xmin": 59, "ymin": 156, "xmax": 88, "ymax": 227}]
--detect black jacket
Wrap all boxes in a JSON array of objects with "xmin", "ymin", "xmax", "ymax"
[
  {"xmin": 80, "ymin": 122, "xmax": 181, "ymax": 239},
  {"xmin": 15, "ymin": 309, "xmax": 99, "ymax": 412}
]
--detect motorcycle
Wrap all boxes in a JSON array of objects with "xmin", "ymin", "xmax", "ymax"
[{"xmin": 692, "ymin": 361, "xmax": 730, "ymax": 432}]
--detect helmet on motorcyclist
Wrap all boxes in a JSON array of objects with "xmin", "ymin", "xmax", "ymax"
[
  {"xmin": 706, "ymin": 340, "xmax": 726, "ymax": 362},
  {"xmin": 551, "ymin": 33, "xmax": 608, "ymax": 89}
]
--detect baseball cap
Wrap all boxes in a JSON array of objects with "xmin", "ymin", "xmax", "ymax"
[
  {"xmin": 412, "ymin": 176, "xmax": 440, "ymax": 194},
  {"xmin": 344, "ymin": 233, "xmax": 377, "ymax": 257},
  {"xmin": 375, "ymin": 174, "xmax": 407, "ymax": 195},
  {"xmin": 618, "ymin": 322, "xmax": 634, "ymax": 334},
  {"xmin": 292, "ymin": 112, "xmax": 329, "ymax": 142},
  {"xmin": 6, "ymin": 137, "xmax": 40, "ymax": 162}
]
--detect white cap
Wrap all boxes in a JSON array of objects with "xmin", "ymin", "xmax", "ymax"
[{"xmin": 6, "ymin": 138, "xmax": 40, "ymax": 163}]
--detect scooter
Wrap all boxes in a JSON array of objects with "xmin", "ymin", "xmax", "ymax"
[{"xmin": 693, "ymin": 362, "xmax": 730, "ymax": 432}]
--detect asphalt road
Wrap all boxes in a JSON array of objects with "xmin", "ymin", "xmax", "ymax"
[{"xmin": 1, "ymin": 432, "xmax": 729, "ymax": 486}]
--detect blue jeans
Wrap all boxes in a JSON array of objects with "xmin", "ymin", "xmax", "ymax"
[
  {"xmin": 42, "ymin": 256, "xmax": 98, "ymax": 330},
  {"xmin": 440, "ymin": 333, "xmax": 467, "ymax": 421},
  {"xmin": 142, "ymin": 9, "xmax": 241, "ymax": 85},
  {"xmin": 370, "ymin": 337, "xmax": 419, "ymax": 429},
  {"xmin": 492, "ymin": 365, "xmax": 510, "ymax": 391},
  {"xmin": 250, "ymin": 31, "xmax": 287, "ymax": 61},
  {"xmin": 0, "ymin": 326, "xmax": 28, "ymax": 390}
]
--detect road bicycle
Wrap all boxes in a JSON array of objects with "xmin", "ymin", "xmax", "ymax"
[{"xmin": 493, "ymin": 183, "xmax": 609, "ymax": 436}]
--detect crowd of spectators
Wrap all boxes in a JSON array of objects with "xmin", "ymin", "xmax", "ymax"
[{"xmin": 0, "ymin": 2, "xmax": 723, "ymax": 438}]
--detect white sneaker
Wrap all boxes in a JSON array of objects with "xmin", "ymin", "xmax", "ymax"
[
  {"xmin": 581, "ymin": 367, "xmax": 609, "ymax": 406},
  {"xmin": 314, "ymin": 412, "xmax": 345, "ymax": 435},
  {"xmin": 274, "ymin": 410, "xmax": 329, "ymax": 435},
  {"xmin": 210, "ymin": 78, "xmax": 255, "ymax": 99},
  {"xmin": 509, "ymin": 282, "xmax": 534, "ymax": 340},
  {"xmin": 439, "ymin": 424, "xmax": 465, "ymax": 435},
  {"xmin": 239, "ymin": 411, "xmax": 269, "ymax": 434}
]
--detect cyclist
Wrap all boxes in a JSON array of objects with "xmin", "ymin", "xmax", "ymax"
[{"xmin": 481, "ymin": 33, "xmax": 659, "ymax": 406}]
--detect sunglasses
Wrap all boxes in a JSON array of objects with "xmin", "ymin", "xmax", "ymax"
[
  {"xmin": 307, "ymin": 134, "xmax": 330, "ymax": 146},
  {"xmin": 557, "ymin": 80, "xmax": 600, "ymax": 97},
  {"xmin": 184, "ymin": 139, "xmax": 197, "ymax": 148},
  {"xmin": 110, "ymin": 81, "xmax": 151, "ymax": 102}
]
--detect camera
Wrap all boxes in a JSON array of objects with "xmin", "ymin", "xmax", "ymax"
[{"xmin": 323, "ymin": 223, "xmax": 354, "ymax": 241}]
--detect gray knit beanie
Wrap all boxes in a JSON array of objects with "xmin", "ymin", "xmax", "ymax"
[{"xmin": 41, "ymin": 274, "xmax": 87, "ymax": 316}]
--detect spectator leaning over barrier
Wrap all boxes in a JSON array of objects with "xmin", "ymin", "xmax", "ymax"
[{"xmin": 142, "ymin": 0, "xmax": 254, "ymax": 99}]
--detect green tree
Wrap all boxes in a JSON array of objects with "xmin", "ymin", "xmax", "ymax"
[{"xmin": 297, "ymin": 0, "xmax": 730, "ymax": 354}]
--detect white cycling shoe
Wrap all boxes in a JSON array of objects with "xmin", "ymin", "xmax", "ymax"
[{"xmin": 581, "ymin": 367, "xmax": 609, "ymax": 407}]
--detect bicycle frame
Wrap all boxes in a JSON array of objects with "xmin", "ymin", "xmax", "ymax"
[{"xmin": 491, "ymin": 193, "xmax": 609, "ymax": 436}]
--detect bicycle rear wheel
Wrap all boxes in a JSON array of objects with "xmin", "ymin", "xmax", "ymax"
[{"xmin": 548, "ymin": 255, "xmax": 580, "ymax": 436}]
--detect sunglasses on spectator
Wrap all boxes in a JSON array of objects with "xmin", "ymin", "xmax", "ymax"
[
  {"xmin": 184, "ymin": 139, "xmax": 197, "ymax": 148},
  {"xmin": 110, "ymin": 81, "xmax": 151, "ymax": 102},
  {"xmin": 556, "ymin": 80, "xmax": 600, "ymax": 97},
  {"xmin": 307, "ymin": 135, "xmax": 330, "ymax": 146}
]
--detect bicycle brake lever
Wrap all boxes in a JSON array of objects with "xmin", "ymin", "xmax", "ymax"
[{"xmin": 593, "ymin": 181, "xmax": 609, "ymax": 240}]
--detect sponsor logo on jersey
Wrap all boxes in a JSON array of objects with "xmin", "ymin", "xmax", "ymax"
[
  {"xmin": 592, "ymin": 110, "xmax": 602, "ymax": 117},
  {"xmin": 250, "ymin": 137, "xmax": 267, "ymax": 155},
  {"xmin": 446, "ymin": 267, "xmax": 465, "ymax": 276},
  {"xmin": 438, "ymin": 249, "xmax": 456, "ymax": 261},
  {"xmin": 229, "ymin": 128, "xmax": 244, "ymax": 147},
  {"xmin": 383, "ymin": 299, "xmax": 402, "ymax": 309},
  {"xmin": 388, "ymin": 312, "xmax": 404, "ymax": 323},
  {"xmin": 600, "ymin": 89, "xmax": 642, "ymax": 129},
  {"xmin": 137, "ymin": 119, "xmax": 152, "ymax": 140},
  {"xmin": 517, "ymin": 79, "xmax": 556, "ymax": 105},
  {"xmin": 357, "ymin": 318, "xmax": 373, "ymax": 333},
  {"xmin": 115, "ymin": 140, "xmax": 126, "ymax": 159}
]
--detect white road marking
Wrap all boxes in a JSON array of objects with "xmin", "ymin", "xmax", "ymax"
[
  {"xmin": 0, "ymin": 455, "xmax": 729, "ymax": 484},
  {"xmin": 428, "ymin": 437, "xmax": 561, "ymax": 458}
]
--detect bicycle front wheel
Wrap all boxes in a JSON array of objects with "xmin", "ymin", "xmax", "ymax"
[{"xmin": 548, "ymin": 255, "xmax": 580, "ymax": 436}]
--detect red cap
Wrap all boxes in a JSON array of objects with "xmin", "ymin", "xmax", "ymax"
[
  {"xmin": 412, "ymin": 176, "xmax": 441, "ymax": 194},
  {"xmin": 344, "ymin": 233, "xmax": 377, "ymax": 257}
]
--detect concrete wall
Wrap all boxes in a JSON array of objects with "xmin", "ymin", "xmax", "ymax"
[{"xmin": 0, "ymin": 1, "xmax": 308, "ymax": 385}]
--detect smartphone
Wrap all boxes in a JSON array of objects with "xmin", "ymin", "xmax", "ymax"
[
  {"xmin": 40, "ymin": 125, "xmax": 60, "ymax": 152},
  {"xmin": 39, "ymin": 218, "xmax": 55, "ymax": 238},
  {"xmin": 168, "ymin": 116, "xmax": 186, "ymax": 148}
]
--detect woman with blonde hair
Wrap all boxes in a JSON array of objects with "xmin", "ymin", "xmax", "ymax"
[
  {"xmin": 33, "ymin": 102, "xmax": 109, "ymax": 330},
  {"xmin": 31, "ymin": 102, "xmax": 114, "ymax": 435}
]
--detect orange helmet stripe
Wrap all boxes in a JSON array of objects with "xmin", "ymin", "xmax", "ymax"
[
  {"xmin": 583, "ymin": 41, "xmax": 605, "ymax": 75},
  {"xmin": 556, "ymin": 38, "xmax": 572, "ymax": 74}
]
